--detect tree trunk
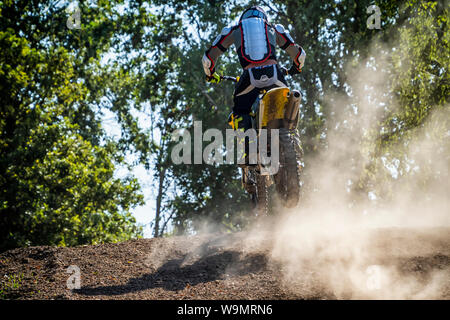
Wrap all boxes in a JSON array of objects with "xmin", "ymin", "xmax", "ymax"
[{"xmin": 153, "ymin": 166, "xmax": 167, "ymax": 238}]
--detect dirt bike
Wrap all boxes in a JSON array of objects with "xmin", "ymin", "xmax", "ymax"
[{"xmin": 221, "ymin": 69, "xmax": 303, "ymax": 217}]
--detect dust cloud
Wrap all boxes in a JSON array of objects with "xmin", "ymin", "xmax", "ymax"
[
  {"xmin": 243, "ymin": 41, "xmax": 450, "ymax": 299},
  {"xmin": 175, "ymin": 41, "xmax": 449, "ymax": 299}
]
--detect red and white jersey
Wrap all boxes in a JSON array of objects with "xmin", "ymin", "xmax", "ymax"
[{"xmin": 202, "ymin": 18, "xmax": 305, "ymax": 76}]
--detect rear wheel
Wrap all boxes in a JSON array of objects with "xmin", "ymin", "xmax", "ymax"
[{"xmin": 275, "ymin": 128, "xmax": 301, "ymax": 208}]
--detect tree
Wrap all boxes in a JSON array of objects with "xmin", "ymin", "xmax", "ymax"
[
  {"xmin": 0, "ymin": 0, "xmax": 175, "ymax": 250},
  {"xmin": 364, "ymin": 0, "xmax": 449, "ymax": 201}
]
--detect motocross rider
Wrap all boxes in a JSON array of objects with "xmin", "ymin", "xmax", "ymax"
[{"xmin": 201, "ymin": 6, "xmax": 306, "ymax": 161}]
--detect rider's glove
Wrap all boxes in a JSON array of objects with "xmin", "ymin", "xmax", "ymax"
[
  {"xmin": 288, "ymin": 64, "xmax": 301, "ymax": 76},
  {"xmin": 206, "ymin": 72, "xmax": 221, "ymax": 84}
]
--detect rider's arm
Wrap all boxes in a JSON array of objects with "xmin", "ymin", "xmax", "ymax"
[
  {"xmin": 202, "ymin": 26, "xmax": 236, "ymax": 78},
  {"xmin": 274, "ymin": 24, "xmax": 306, "ymax": 72}
]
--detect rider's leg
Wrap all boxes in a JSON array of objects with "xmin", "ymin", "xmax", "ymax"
[
  {"xmin": 230, "ymin": 70, "xmax": 259, "ymax": 166},
  {"xmin": 233, "ymin": 69, "xmax": 259, "ymax": 115},
  {"xmin": 230, "ymin": 65, "xmax": 289, "ymax": 165}
]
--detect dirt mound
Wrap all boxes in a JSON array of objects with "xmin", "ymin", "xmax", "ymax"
[{"xmin": 1, "ymin": 228, "xmax": 449, "ymax": 300}]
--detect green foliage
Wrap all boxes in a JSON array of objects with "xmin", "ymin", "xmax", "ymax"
[
  {"xmin": 383, "ymin": 0, "xmax": 449, "ymax": 147},
  {"xmin": 367, "ymin": 0, "xmax": 449, "ymax": 199},
  {"xmin": 0, "ymin": 0, "xmax": 155, "ymax": 251},
  {"xmin": 0, "ymin": 272, "xmax": 24, "ymax": 299}
]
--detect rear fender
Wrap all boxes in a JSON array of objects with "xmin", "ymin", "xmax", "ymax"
[{"xmin": 259, "ymin": 87, "xmax": 300, "ymax": 130}]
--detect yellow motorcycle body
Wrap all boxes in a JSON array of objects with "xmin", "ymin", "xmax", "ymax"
[
  {"xmin": 227, "ymin": 85, "xmax": 303, "ymax": 215},
  {"xmin": 256, "ymin": 87, "xmax": 301, "ymax": 131}
]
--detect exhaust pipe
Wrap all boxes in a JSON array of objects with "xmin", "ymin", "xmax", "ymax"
[{"xmin": 284, "ymin": 90, "xmax": 301, "ymax": 129}]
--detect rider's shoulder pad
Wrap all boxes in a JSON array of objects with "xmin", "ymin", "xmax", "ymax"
[
  {"xmin": 212, "ymin": 26, "xmax": 234, "ymax": 46},
  {"xmin": 275, "ymin": 24, "xmax": 294, "ymax": 43},
  {"xmin": 220, "ymin": 26, "xmax": 233, "ymax": 36},
  {"xmin": 274, "ymin": 24, "xmax": 286, "ymax": 34}
]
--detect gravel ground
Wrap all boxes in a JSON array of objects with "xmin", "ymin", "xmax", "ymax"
[{"xmin": 1, "ymin": 228, "xmax": 449, "ymax": 300}]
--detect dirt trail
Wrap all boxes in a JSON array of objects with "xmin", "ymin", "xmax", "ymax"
[{"xmin": 1, "ymin": 227, "xmax": 449, "ymax": 300}]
